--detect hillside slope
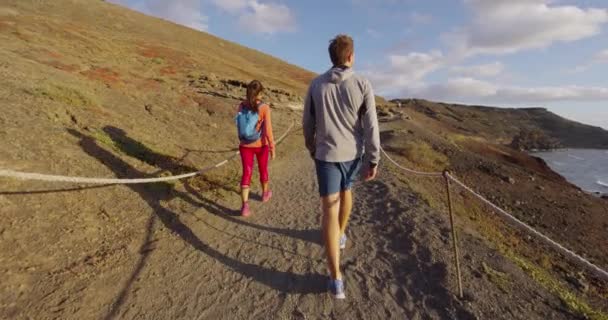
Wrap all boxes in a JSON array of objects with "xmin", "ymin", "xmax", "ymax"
[{"xmin": 391, "ymin": 99, "xmax": 608, "ymax": 149}]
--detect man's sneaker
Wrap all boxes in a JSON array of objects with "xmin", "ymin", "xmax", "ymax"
[
  {"xmin": 241, "ymin": 202, "xmax": 251, "ymax": 217},
  {"xmin": 328, "ymin": 279, "xmax": 346, "ymax": 299},
  {"xmin": 262, "ymin": 190, "xmax": 273, "ymax": 203},
  {"xmin": 339, "ymin": 234, "xmax": 347, "ymax": 250}
]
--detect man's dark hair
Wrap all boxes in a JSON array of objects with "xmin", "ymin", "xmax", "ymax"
[{"xmin": 328, "ymin": 34, "xmax": 354, "ymax": 67}]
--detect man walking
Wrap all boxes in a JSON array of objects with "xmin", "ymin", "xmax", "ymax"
[{"xmin": 303, "ymin": 34, "xmax": 381, "ymax": 299}]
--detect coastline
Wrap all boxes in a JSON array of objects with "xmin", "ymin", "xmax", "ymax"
[{"xmin": 530, "ymin": 148, "xmax": 608, "ymax": 199}]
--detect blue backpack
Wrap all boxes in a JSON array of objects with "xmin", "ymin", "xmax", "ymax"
[{"xmin": 236, "ymin": 102, "xmax": 264, "ymax": 143}]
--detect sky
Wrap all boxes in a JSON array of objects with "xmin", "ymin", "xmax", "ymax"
[{"xmin": 107, "ymin": 0, "xmax": 608, "ymax": 129}]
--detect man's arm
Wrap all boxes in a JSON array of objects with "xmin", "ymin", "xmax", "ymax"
[
  {"xmin": 361, "ymin": 79, "xmax": 381, "ymax": 166},
  {"xmin": 302, "ymin": 85, "xmax": 316, "ymax": 157}
]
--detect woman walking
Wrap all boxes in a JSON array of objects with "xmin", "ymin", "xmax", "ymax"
[{"xmin": 236, "ymin": 80, "xmax": 275, "ymax": 217}]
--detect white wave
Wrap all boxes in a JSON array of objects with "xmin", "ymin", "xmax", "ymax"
[
  {"xmin": 567, "ymin": 154, "xmax": 584, "ymax": 160},
  {"xmin": 551, "ymin": 161, "xmax": 565, "ymax": 166},
  {"xmin": 597, "ymin": 180, "xmax": 608, "ymax": 188}
]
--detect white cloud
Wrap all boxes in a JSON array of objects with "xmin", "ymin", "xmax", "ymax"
[
  {"xmin": 593, "ymin": 48, "xmax": 608, "ymax": 63},
  {"xmin": 210, "ymin": 0, "xmax": 296, "ymax": 34},
  {"xmin": 108, "ymin": 0, "xmax": 295, "ymax": 34},
  {"xmin": 415, "ymin": 77, "xmax": 497, "ymax": 100},
  {"xmin": 365, "ymin": 50, "xmax": 444, "ymax": 92},
  {"xmin": 409, "ymin": 12, "xmax": 433, "ymax": 24},
  {"xmin": 369, "ymin": 1, "xmax": 608, "ymax": 102},
  {"xmin": 449, "ymin": 0, "xmax": 608, "ymax": 56},
  {"xmin": 108, "ymin": 0, "xmax": 209, "ymax": 31},
  {"xmin": 237, "ymin": 1, "xmax": 296, "ymax": 34},
  {"xmin": 570, "ymin": 48, "xmax": 608, "ymax": 72},
  {"xmin": 210, "ymin": 0, "xmax": 248, "ymax": 13},
  {"xmin": 366, "ymin": 28, "xmax": 383, "ymax": 39},
  {"xmin": 450, "ymin": 62, "xmax": 504, "ymax": 77},
  {"xmin": 406, "ymin": 77, "xmax": 608, "ymax": 104}
]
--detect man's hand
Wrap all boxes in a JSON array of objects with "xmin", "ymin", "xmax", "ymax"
[
  {"xmin": 270, "ymin": 149, "xmax": 276, "ymax": 160},
  {"xmin": 309, "ymin": 149, "xmax": 315, "ymax": 159},
  {"xmin": 363, "ymin": 165, "xmax": 378, "ymax": 181}
]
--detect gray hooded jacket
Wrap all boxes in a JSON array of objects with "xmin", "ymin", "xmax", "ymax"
[{"xmin": 303, "ymin": 67, "xmax": 380, "ymax": 164}]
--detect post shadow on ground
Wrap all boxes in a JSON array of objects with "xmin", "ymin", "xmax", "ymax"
[
  {"xmin": 357, "ymin": 180, "xmax": 476, "ymax": 320},
  {"xmin": 66, "ymin": 129, "xmax": 326, "ymax": 319}
]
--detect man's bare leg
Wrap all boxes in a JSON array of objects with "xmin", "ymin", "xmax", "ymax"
[
  {"xmin": 321, "ymin": 193, "xmax": 341, "ymax": 279},
  {"xmin": 338, "ymin": 189, "xmax": 353, "ymax": 236}
]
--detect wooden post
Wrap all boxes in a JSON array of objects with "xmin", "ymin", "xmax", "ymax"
[{"xmin": 444, "ymin": 170, "xmax": 464, "ymax": 299}]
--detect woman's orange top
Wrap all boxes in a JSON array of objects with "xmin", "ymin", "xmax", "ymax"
[{"xmin": 238, "ymin": 101, "xmax": 275, "ymax": 150}]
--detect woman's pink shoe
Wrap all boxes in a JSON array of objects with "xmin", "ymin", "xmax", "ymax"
[
  {"xmin": 262, "ymin": 190, "xmax": 273, "ymax": 203},
  {"xmin": 241, "ymin": 202, "xmax": 251, "ymax": 217}
]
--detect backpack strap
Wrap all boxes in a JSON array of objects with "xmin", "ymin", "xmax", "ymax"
[
  {"xmin": 240, "ymin": 101, "xmax": 266, "ymax": 112},
  {"xmin": 256, "ymin": 101, "xmax": 267, "ymax": 140}
]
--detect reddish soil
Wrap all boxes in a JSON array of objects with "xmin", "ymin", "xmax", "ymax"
[
  {"xmin": 44, "ymin": 60, "xmax": 79, "ymax": 72},
  {"xmin": 0, "ymin": 20, "xmax": 14, "ymax": 31},
  {"xmin": 137, "ymin": 43, "xmax": 194, "ymax": 68},
  {"xmin": 34, "ymin": 48, "xmax": 64, "ymax": 59},
  {"xmin": 134, "ymin": 78, "xmax": 162, "ymax": 91},
  {"xmin": 179, "ymin": 94, "xmax": 196, "ymax": 107},
  {"xmin": 160, "ymin": 66, "xmax": 178, "ymax": 76},
  {"xmin": 81, "ymin": 67, "xmax": 122, "ymax": 87}
]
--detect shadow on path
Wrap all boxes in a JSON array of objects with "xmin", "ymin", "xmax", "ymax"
[
  {"xmin": 67, "ymin": 128, "xmax": 325, "ymax": 319},
  {"xmin": 183, "ymin": 181, "xmax": 321, "ymax": 245},
  {"xmin": 355, "ymin": 180, "xmax": 476, "ymax": 320},
  {"xmin": 0, "ymin": 184, "xmax": 112, "ymax": 195},
  {"xmin": 102, "ymin": 126, "xmax": 198, "ymax": 174},
  {"xmin": 170, "ymin": 186, "xmax": 318, "ymax": 261},
  {"xmin": 179, "ymin": 146, "xmax": 239, "ymax": 154},
  {"xmin": 104, "ymin": 216, "xmax": 157, "ymax": 320},
  {"xmin": 104, "ymin": 126, "xmax": 319, "ymax": 245}
]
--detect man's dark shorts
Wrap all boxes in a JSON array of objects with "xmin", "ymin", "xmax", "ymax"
[{"xmin": 314, "ymin": 157, "xmax": 362, "ymax": 197}]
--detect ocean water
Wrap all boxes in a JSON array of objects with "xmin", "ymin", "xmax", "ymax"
[{"xmin": 531, "ymin": 149, "xmax": 608, "ymax": 194}]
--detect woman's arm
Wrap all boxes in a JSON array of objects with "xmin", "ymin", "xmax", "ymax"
[{"xmin": 264, "ymin": 105, "xmax": 275, "ymax": 154}]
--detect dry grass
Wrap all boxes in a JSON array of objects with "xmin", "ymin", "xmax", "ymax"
[
  {"xmin": 390, "ymin": 140, "xmax": 449, "ymax": 172},
  {"xmin": 482, "ymin": 262, "xmax": 512, "ymax": 293},
  {"xmin": 24, "ymin": 84, "xmax": 97, "ymax": 107},
  {"xmin": 398, "ymin": 170, "xmax": 608, "ymax": 319},
  {"xmin": 506, "ymin": 251, "xmax": 608, "ymax": 320},
  {"xmin": 382, "ymin": 132, "xmax": 606, "ymax": 319}
]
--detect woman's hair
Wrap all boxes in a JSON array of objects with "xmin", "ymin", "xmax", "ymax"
[{"xmin": 246, "ymin": 80, "xmax": 264, "ymax": 112}]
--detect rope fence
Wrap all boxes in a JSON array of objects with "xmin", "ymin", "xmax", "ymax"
[
  {"xmin": 380, "ymin": 148, "xmax": 443, "ymax": 177},
  {"xmin": 1, "ymin": 122, "xmax": 606, "ymax": 290},
  {"xmin": 446, "ymin": 172, "xmax": 608, "ymax": 281},
  {"xmin": 0, "ymin": 121, "xmax": 295, "ymax": 185},
  {"xmin": 379, "ymin": 146, "xmax": 608, "ymax": 285}
]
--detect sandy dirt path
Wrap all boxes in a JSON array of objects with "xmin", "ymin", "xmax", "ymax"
[
  {"xmin": 2, "ymin": 132, "xmax": 576, "ymax": 320},
  {"xmin": 88, "ymin": 144, "xmax": 476, "ymax": 320}
]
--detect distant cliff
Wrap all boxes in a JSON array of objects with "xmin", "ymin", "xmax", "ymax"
[{"xmin": 390, "ymin": 99, "xmax": 608, "ymax": 150}]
